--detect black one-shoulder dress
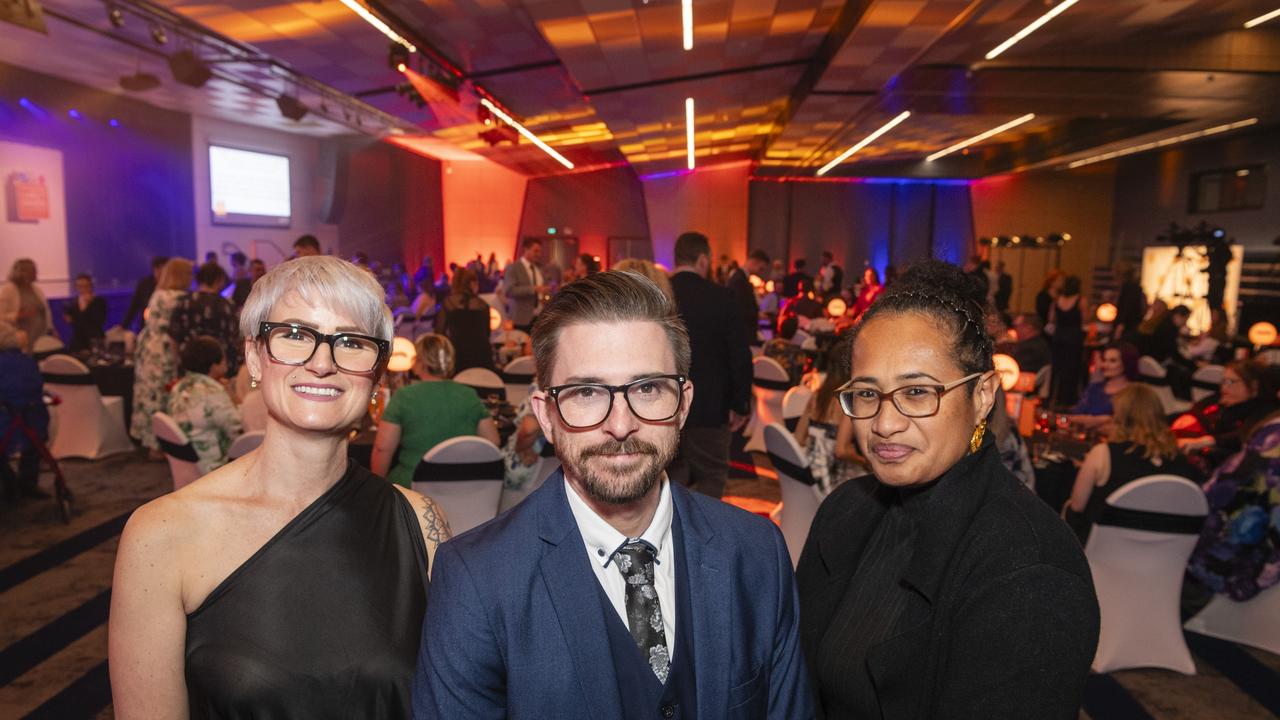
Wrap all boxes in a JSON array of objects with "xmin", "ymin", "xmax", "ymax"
[{"xmin": 185, "ymin": 461, "xmax": 429, "ymax": 719}]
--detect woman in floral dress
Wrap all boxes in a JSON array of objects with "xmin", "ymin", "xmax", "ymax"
[
  {"xmin": 131, "ymin": 258, "xmax": 192, "ymax": 455},
  {"xmin": 169, "ymin": 336, "xmax": 243, "ymax": 474}
]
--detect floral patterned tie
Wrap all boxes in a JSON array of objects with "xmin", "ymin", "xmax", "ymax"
[{"xmin": 613, "ymin": 541, "xmax": 670, "ymax": 683}]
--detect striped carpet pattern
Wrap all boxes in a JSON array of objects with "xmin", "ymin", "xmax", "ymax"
[{"xmin": 0, "ymin": 446, "xmax": 1277, "ymax": 718}]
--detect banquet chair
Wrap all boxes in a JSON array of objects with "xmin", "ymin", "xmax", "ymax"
[
  {"xmin": 1086, "ymin": 474, "xmax": 1208, "ymax": 674},
  {"xmin": 152, "ymin": 412, "xmax": 202, "ymax": 491},
  {"xmin": 498, "ymin": 441, "xmax": 560, "ymax": 514},
  {"xmin": 1189, "ymin": 364, "xmax": 1225, "ymax": 403},
  {"xmin": 744, "ymin": 356, "xmax": 790, "ymax": 453},
  {"xmin": 454, "ymin": 367, "xmax": 506, "ymax": 402},
  {"xmin": 1184, "ymin": 581, "xmax": 1280, "ymax": 656},
  {"xmin": 227, "ymin": 431, "xmax": 265, "ymax": 460},
  {"xmin": 782, "ymin": 385, "xmax": 812, "ymax": 433},
  {"xmin": 500, "ymin": 355, "xmax": 536, "ymax": 407},
  {"xmin": 764, "ymin": 423, "xmax": 823, "ymax": 568},
  {"xmin": 1138, "ymin": 356, "xmax": 1190, "ymax": 415},
  {"xmin": 32, "ymin": 335, "xmax": 65, "ymax": 360},
  {"xmin": 39, "ymin": 354, "xmax": 133, "ymax": 460},
  {"xmin": 413, "ymin": 436, "xmax": 504, "ymax": 535}
]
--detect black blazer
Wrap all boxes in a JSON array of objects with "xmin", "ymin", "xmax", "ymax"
[
  {"xmin": 670, "ymin": 270, "xmax": 753, "ymax": 428},
  {"xmin": 797, "ymin": 445, "xmax": 1099, "ymax": 719},
  {"xmin": 726, "ymin": 267, "xmax": 759, "ymax": 345}
]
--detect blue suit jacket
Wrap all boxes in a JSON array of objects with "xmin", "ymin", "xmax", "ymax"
[{"xmin": 412, "ymin": 472, "xmax": 814, "ymax": 720}]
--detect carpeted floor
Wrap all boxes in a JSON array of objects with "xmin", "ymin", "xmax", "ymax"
[{"xmin": 0, "ymin": 443, "xmax": 1277, "ymax": 719}]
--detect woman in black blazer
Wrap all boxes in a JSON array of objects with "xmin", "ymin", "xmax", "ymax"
[{"xmin": 796, "ymin": 260, "xmax": 1099, "ymax": 719}]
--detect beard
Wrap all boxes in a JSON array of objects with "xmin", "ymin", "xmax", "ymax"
[{"xmin": 559, "ymin": 430, "xmax": 679, "ymax": 505}]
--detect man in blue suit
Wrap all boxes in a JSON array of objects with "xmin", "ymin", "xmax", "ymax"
[{"xmin": 413, "ymin": 270, "xmax": 813, "ymax": 720}]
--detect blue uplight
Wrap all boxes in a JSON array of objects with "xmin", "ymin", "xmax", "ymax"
[
  {"xmin": 109, "ymin": 118, "xmax": 120, "ymax": 128},
  {"xmin": 639, "ymin": 168, "xmax": 693, "ymax": 181},
  {"xmin": 19, "ymin": 97, "xmax": 33, "ymax": 108},
  {"xmin": 68, "ymin": 109, "xmax": 82, "ymax": 119}
]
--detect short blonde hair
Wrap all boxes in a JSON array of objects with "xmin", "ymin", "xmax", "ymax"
[
  {"xmin": 239, "ymin": 256, "xmax": 393, "ymax": 341},
  {"xmin": 157, "ymin": 258, "xmax": 194, "ymax": 291},
  {"xmin": 415, "ymin": 333, "xmax": 456, "ymax": 378},
  {"xmin": 1112, "ymin": 384, "xmax": 1178, "ymax": 462}
]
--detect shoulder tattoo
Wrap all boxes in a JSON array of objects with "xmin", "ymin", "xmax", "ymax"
[{"xmin": 419, "ymin": 495, "xmax": 452, "ymax": 544}]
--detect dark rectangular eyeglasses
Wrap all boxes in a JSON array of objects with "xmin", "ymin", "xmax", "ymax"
[{"xmin": 258, "ymin": 321, "xmax": 389, "ymax": 374}]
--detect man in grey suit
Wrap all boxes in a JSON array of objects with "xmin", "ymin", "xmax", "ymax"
[{"xmin": 501, "ymin": 237, "xmax": 549, "ymax": 332}]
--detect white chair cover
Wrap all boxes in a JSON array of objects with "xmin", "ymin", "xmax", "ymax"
[
  {"xmin": 745, "ymin": 356, "xmax": 790, "ymax": 453},
  {"xmin": 39, "ymin": 354, "xmax": 133, "ymax": 460},
  {"xmin": 412, "ymin": 436, "xmax": 504, "ymax": 535},
  {"xmin": 1138, "ymin": 356, "xmax": 1190, "ymax": 415},
  {"xmin": 1086, "ymin": 474, "xmax": 1208, "ymax": 674},
  {"xmin": 1184, "ymin": 582, "xmax": 1280, "ymax": 656},
  {"xmin": 782, "ymin": 385, "xmax": 812, "ymax": 433},
  {"xmin": 227, "ymin": 431, "xmax": 265, "ymax": 460},
  {"xmin": 764, "ymin": 423, "xmax": 822, "ymax": 568},
  {"xmin": 1190, "ymin": 364, "xmax": 1225, "ymax": 403},
  {"xmin": 32, "ymin": 335, "xmax": 65, "ymax": 357},
  {"xmin": 152, "ymin": 412, "xmax": 202, "ymax": 491},
  {"xmin": 501, "ymin": 355, "xmax": 536, "ymax": 407},
  {"xmin": 454, "ymin": 367, "xmax": 505, "ymax": 401}
]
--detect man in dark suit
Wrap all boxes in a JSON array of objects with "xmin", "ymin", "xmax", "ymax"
[
  {"xmin": 668, "ymin": 232, "xmax": 753, "ymax": 499},
  {"xmin": 781, "ymin": 258, "xmax": 811, "ymax": 299},
  {"xmin": 994, "ymin": 260, "xmax": 1013, "ymax": 312},
  {"xmin": 726, "ymin": 249, "xmax": 768, "ymax": 346},
  {"xmin": 412, "ymin": 270, "xmax": 813, "ymax": 720}
]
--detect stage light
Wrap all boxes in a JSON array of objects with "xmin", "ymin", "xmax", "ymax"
[
  {"xmin": 106, "ymin": 4, "xmax": 124, "ymax": 27},
  {"xmin": 1096, "ymin": 303, "xmax": 1117, "ymax": 323},
  {"xmin": 397, "ymin": 62, "xmax": 407, "ymax": 73},
  {"xmin": 682, "ymin": 0, "xmax": 693, "ymax": 50},
  {"xmin": 169, "ymin": 50, "xmax": 213, "ymax": 88},
  {"xmin": 67, "ymin": 109, "xmax": 81, "ymax": 119},
  {"xmin": 1249, "ymin": 322, "xmax": 1277, "ymax": 347},
  {"xmin": 119, "ymin": 72, "xmax": 161, "ymax": 92},
  {"xmin": 387, "ymin": 336, "xmax": 416, "ymax": 372},
  {"xmin": 685, "ymin": 97, "xmax": 696, "ymax": 170},
  {"xmin": 993, "ymin": 353, "xmax": 1021, "ymax": 391},
  {"xmin": 109, "ymin": 119, "xmax": 120, "ymax": 128},
  {"xmin": 479, "ymin": 97, "xmax": 574, "ymax": 169},
  {"xmin": 927, "ymin": 114, "xmax": 1035, "ymax": 162},
  {"xmin": 1067, "ymin": 118, "xmax": 1258, "ymax": 169},
  {"xmin": 1244, "ymin": 8, "xmax": 1280, "ymax": 28},
  {"xmin": 817, "ymin": 111, "xmax": 911, "ymax": 176},
  {"xmin": 150, "ymin": 25, "xmax": 168, "ymax": 45},
  {"xmin": 337, "ymin": 0, "xmax": 416, "ymax": 52},
  {"xmin": 985, "ymin": 0, "xmax": 1078, "ymax": 60},
  {"xmin": 276, "ymin": 95, "xmax": 309, "ymax": 121},
  {"xmin": 489, "ymin": 306, "xmax": 502, "ymax": 332},
  {"xmin": 826, "ymin": 297, "xmax": 847, "ymax": 318}
]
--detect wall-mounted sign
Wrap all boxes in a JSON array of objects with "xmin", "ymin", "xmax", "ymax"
[{"xmin": 6, "ymin": 172, "xmax": 50, "ymax": 222}]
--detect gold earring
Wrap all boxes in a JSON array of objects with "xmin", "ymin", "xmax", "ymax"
[
  {"xmin": 249, "ymin": 376, "xmax": 259, "ymax": 389},
  {"xmin": 370, "ymin": 389, "xmax": 380, "ymax": 405},
  {"xmin": 969, "ymin": 419, "xmax": 988, "ymax": 454}
]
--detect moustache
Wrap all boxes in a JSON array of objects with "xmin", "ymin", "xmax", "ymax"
[{"xmin": 579, "ymin": 438, "xmax": 660, "ymax": 458}]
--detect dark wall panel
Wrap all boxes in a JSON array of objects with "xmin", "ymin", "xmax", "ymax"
[
  {"xmin": 747, "ymin": 181, "xmax": 791, "ymax": 265},
  {"xmin": 519, "ymin": 166, "xmax": 648, "ymax": 265},
  {"xmin": 889, "ymin": 183, "xmax": 932, "ymax": 269},
  {"xmin": 932, "ymin": 184, "xmax": 974, "ymax": 265},
  {"xmin": 336, "ymin": 140, "xmax": 443, "ymax": 272},
  {"xmin": 0, "ymin": 62, "xmax": 195, "ymax": 292}
]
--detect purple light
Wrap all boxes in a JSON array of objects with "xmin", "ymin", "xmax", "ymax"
[
  {"xmin": 19, "ymin": 97, "xmax": 33, "ymax": 108},
  {"xmin": 109, "ymin": 118, "xmax": 120, "ymax": 128},
  {"xmin": 68, "ymin": 109, "xmax": 82, "ymax": 119},
  {"xmin": 639, "ymin": 168, "xmax": 694, "ymax": 181}
]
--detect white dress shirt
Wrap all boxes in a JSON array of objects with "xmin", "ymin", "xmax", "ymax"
[{"xmin": 565, "ymin": 476, "xmax": 677, "ymax": 650}]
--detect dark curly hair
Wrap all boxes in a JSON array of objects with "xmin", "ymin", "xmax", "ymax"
[{"xmin": 848, "ymin": 259, "xmax": 994, "ymax": 376}]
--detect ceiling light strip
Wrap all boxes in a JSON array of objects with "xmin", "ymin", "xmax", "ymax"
[
  {"xmin": 685, "ymin": 98, "xmax": 696, "ymax": 170},
  {"xmin": 1244, "ymin": 8, "xmax": 1280, "ymax": 28},
  {"xmin": 682, "ymin": 0, "xmax": 694, "ymax": 50},
  {"xmin": 985, "ymin": 0, "xmax": 1079, "ymax": 60},
  {"xmin": 479, "ymin": 98, "xmax": 575, "ymax": 169},
  {"xmin": 336, "ymin": 0, "xmax": 416, "ymax": 52},
  {"xmin": 1066, "ymin": 118, "xmax": 1258, "ymax": 169},
  {"xmin": 816, "ymin": 111, "xmax": 911, "ymax": 176},
  {"xmin": 926, "ymin": 113, "xmax": 1036, "ymax": 162}
]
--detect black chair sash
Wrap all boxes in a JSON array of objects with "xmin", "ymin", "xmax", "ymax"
[
  {"xmin": 768, "ymin": 452, "xmax": 816, "ymax": 486},
  {"xmin": 1190, "ymin": 377, "xmax": 1221, "ymax": 392},
  {"xmin": 42, "ymin": 372, "xmax": 96, "ymax": 386},
  {"xmin": 413, "ymin": 459, "xmax": 505, "ymax": 483},
  {"xmin": 753, "ymin": 377, "xmax": 791, "ymax": 392},
  {"xmin": 500, "ymin": 371, "xmax": 535, "ymax": 386},
  {"xmin": 158, "ymin": 437, "xmax": 199, "ymax": 463},
  {"xmin": 1138, "ymin": 373, "xmax": 1170, "ymax": 387},
  {"xmin": 463, "ymin": 384, "xmax": 507, "ymax": 402},
  {"xmin": 1096, "ymin": 506, "xmax": 1206, "ymax": 535},
  {"xmin": 784, "ymin": 417, "xmax": 800, "ymax": 433}
]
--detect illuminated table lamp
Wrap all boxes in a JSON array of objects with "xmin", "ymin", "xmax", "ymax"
[
  {"xmin": 748, "ymin": 274, "xmax": 764, "ymax": 290},
  {"xmin": 1249, "ymin": 322, "xmax": 1277, "ymax": 347},
  {"xmin": 1095, "ymin": 303, "xmax": 1117, "ymax": 323},
  {"xmin": 992, "ymin": 353, "xmax": 1021, "ymax": 391},
  {"xmin": 387, "ymin": 336, "xmax": 416, "ymax": 373},
  {"xmin": 826, "ymin": 297, "xmax": 847, "ymax": 318},
  {"xmin": 764, "ymin": 280, "xmax": 775, "ymax": 294},
  {"xmin": 489, "ymin": 306, "xmax": 503, "ymax": 332}
]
